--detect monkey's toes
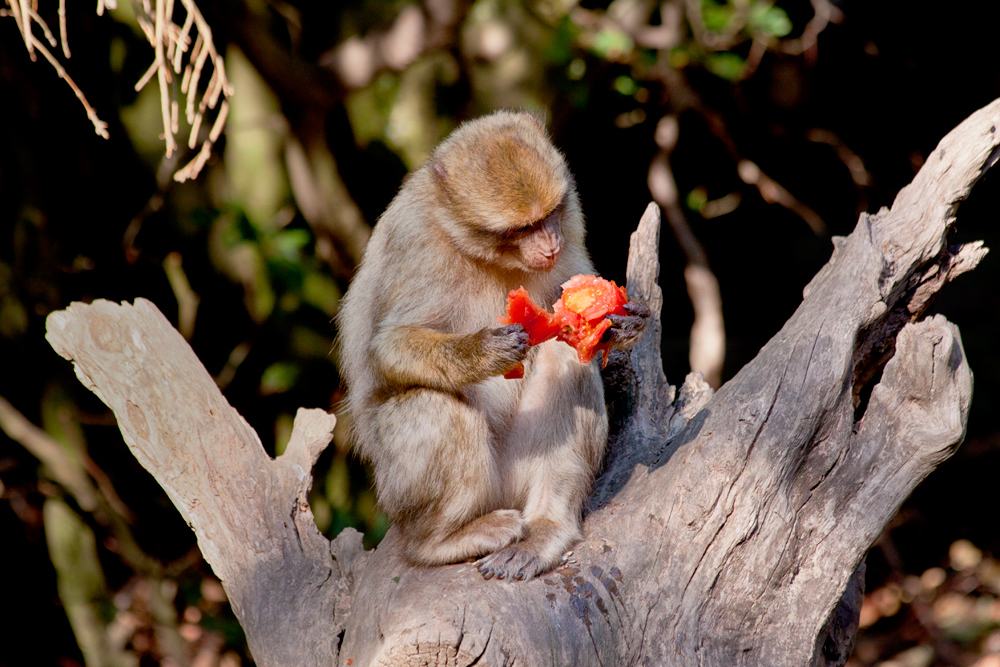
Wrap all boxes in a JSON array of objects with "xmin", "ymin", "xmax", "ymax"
[
  {"xmin": 476, "ymin": 546, "xmax": 548, "ymax": 581},
  {"xmin": 470, "ymin": 508, "xmax": 525, "ymax": 555}
]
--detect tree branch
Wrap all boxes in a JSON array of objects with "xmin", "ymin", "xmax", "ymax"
[{"xmin": 45, "ymin": 300, "xmax": 343, "ymax": 666}]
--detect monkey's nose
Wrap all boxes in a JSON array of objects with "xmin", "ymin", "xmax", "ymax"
[{"xmin": 538, "ymin": 249, "xmax": 560, "ymax": 270}]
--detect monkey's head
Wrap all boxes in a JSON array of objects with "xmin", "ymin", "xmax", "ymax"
[{"xmin": 429, "ymin": 111, "xmax": 583, "ymax": 273}]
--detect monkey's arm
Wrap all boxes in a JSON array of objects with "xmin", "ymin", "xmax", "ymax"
[{"xmin": 372, "ymin": 323, "xmax": 529, "ymax": 392}]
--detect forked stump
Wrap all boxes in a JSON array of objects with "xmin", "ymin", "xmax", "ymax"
[{"xmin": 46, "ymin": 98, "xmax": 998, "ymax": 666}]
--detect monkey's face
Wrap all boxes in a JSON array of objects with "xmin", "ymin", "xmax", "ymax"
[
  {"xmin": 428, "ymin": 111, "xmax": 584, "ymax": 274},
  {"xmin": 498, "ymin": 203, "xmax": 564, "ymax": 272}
]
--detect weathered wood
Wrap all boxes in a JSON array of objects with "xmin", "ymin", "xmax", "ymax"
[
  {"xmin": 45, "ymin": 98, "xmax": 998, "ymax": 667},
  {"xmin": 45, "ymin": 301, "xmax": 344, "ymax": 667}
]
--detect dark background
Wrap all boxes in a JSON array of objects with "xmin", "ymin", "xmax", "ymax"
[{"xmin": 2, "ymin": 0, "xmax": 998, "ymax": 664}]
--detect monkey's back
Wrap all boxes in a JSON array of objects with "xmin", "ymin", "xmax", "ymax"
[{"xmin": 338, "ymin": 169, "xmax": 514, "ymax": 456}]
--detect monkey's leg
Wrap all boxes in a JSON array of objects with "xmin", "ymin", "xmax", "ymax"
[
  {"xmin": 374, "ymin": 389, "xmax": 525, "ymax": 566},
  {"xmin": 477, "ymin": 342, "xmax": 608, "ymax": 580}
]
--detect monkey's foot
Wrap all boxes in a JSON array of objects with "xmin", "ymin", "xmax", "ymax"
[
  {"xmin": 410, "ymin": 509, "xmax": 524, "ymax": 565},
  {"xmin": 476, "ymin": 544, "xmax": 553, "ymax": 581},
  {"xmin": 471, "ymin": 508, "xmax": 526, "ymax": 552}
]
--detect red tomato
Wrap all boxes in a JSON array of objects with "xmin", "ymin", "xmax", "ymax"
[
  {"xmin": 556, "ymin": 275, "xmax": 629, "ymax": 323},
  {"xmin": 497, "ymin": 287, "xmax": 561, "ymax": 345},
  {"xmin": 498, "ymin": 276, "xmax": 630, "ymax": 376},
  {"xmin": 553, "ymin": 275, "xmax": 628, "ymax": 365}
]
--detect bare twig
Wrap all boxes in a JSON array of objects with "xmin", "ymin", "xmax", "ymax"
[
  {"xmin": 26, "ymin": 6, "xmax": 57, "ymax": 48},
  {"xmin": 737, "ymin": 159, "xmax": 827, "ymax": 235},
  {"xmin": 696, "ymin": 105, "xmax": 828, "ymax": 235},
  {"xmin": 174, "ymin": 98, "xmax": 226, "ymax": 182},
  {"xmin": 135, "ymin": 59, "xmax": 158, "ymax": 93},
  {"xmin": 0, "ymin": 395, "xmax": 100, "ymax": 512},
  {"xmin": 648, "ymin": 115, "xmax": 726, "ymax": 388},
  {"xmin": 807, "ymin": 128, "xmax": 872, "ymax": 188},
  {"xmin": 29, "ymin": 35, "xmax": 110, "ymax": 138},
  {"xmin": 57, "ymin": 0, "xmax": 69, "ymax": 56},
  {"xmin": 163, "ymin": 252, "xmax": 200, "ymax": 341},
  {"xmin": 3, "ymin": 0, "xmax": 232, "ymax": 179},
  {"xmin": 155, "ymin": 0, "xmax": 176, "ymax": 157},
  {"xmin": 172, "ymin": 9, "xmax": 194, "ymax": 73},
  {"xmin": 16, "ymin": 0, "xmax": 35, "ymax": 58},
  {"xmin": 777, "ymin": 0, "xmax": 844, "ymax": 56}
]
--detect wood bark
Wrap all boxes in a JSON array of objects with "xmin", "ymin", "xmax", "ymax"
[{"xmin": 45, "ymin": 99, "xmax": 999, "ymax": 666}]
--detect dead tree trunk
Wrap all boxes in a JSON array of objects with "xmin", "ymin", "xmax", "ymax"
[{"xmin": 45, "ymin": 99, "xmax": 998, "ymax": 667}]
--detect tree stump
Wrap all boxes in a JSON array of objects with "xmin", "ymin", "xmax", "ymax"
[{"xmin": 45, "ymin": 98, "xmax": 998, "ymax": 666}]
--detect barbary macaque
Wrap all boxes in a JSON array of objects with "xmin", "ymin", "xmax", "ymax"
[{"xmin": 337, "ymin": 111, "xmax": 647, "ymax": 580}]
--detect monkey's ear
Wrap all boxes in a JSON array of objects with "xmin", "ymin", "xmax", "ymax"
[
  {"xmin": 431, "ymin": 160, "xmax": 448, "ymax": 182},
  {"xmin": 523, "ymin": 110, "xmax": 549, "ymax": 132}
]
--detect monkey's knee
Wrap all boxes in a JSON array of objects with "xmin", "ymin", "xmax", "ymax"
[{"xmin": 405, "ymin": 508, "xmax": 525, "ymax": 566}]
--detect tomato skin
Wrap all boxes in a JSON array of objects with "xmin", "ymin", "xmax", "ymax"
[
  {"xmin": 553, "ymin": 275, "xmax": 628, "ymax": 365},
  {"xmin": 557, "ymin": 275, "xmax": 628, "ymax": 323},
  {"xmin": 497, "ymin": 287, "xmax": 561, "ymax": 345},
  {"xmin": 503, "ymin": 365, "xmax": 525, "ymax": 380},
  {"xmin": 498, "ymin": 276, "xmax": 630, "ymax": 374}
]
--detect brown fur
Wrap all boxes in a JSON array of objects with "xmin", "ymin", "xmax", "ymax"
[{"xmin": 338, "ymin": 111, "xmax": 626, "ymax": 580}]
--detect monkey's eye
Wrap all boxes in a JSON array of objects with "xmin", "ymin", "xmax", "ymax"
[
  {"xmin": 496, "ymin": 199, "xmax": 564, "ymax": 244},
  {"xmin": 498, "ymin": 221, "xmax": 539, "ymax": 242}
]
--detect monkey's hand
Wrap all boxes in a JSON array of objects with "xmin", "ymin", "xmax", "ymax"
[
  {"xmin": 602, "ymin": 302, "xmax": 650, "ymax": 350},
  {"xmin": 482, "ymin": 324, "xmax": 530, "ymax": 375}
]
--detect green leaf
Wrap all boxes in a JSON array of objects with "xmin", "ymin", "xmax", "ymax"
[
  {"xmin": 301, "ymin": 271, "xmax": 341, "ymax": 317},
  {"xmin": 0, "ymin": 295, "xmax": 28, "ymax": 338},
  {"xmin": 546, "ymin": 16, "xmax": 580, "ymax": 66},
  {"xmin": 614, "ymin": 76, "xmax": 638, "ymax": 96},
  {"xmin": 670, "ymin": 46, "xmax": 692, "ymax": 69},
  {"xmin": 566, "ymin": 58, "xmax": 586, "ymax": 81},
  {"xmin": 592, "ymin": 28, "xmax": 634, "ymax": 60},
  {"xmin": 289, "ymin": 325, "xmax": 335, "ymax": 359},
  {"xmin": 687, "ymin": 187, "xmax": 709, "ymax": 212},
  {"xmin": 260, "ymin": 362, "xmax": 300, "ymax": 395},
  {"xmin": 706, "ymin": 52, "xmax": 746, "ymax": 81},
  {"xmin": 269, "ymin": 229, "xmax": 311, "ymax": 262},
  {"xmin": 224, "ymin": 47, "xmax": 291, "ymax": 231},
  {"xmin": 326, "ymin": 457, "xmax": 351, "ymax": 510},
  {"xmin": 701, "ymin": 0, "xmax": 734, "ymax": 32},
  {"xmin": 749, "ymin": 3, "xmax": 793, "ymax": 37}
]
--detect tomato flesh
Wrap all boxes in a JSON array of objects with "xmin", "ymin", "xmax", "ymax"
[
  {"xmin": 497, "ymin": 287, "xmax": 561, "ymax": 345},
  {"xmin": 553, "ymin": 275, "xmax": 628, "ymax": 364},
  {"xmin": 497, "ymin": 275, "xmax": 630, "ymax": 377}
]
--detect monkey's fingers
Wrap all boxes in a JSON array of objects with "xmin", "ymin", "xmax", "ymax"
[
  {"xmin": 602, "ymin": 312, "xmax": 648, "ymax": 348},
  {"xmin": 606, "ymin": 314, "xmax": 648, "ymax": 330},
  {"xmin": 491, "ymin": 324, "xmax": 530, "ymax": 350},
  {"xmin": 495, "ymin": 323, "xmax": 529, "ymax": 338},
  {"xmin": 623, "ymin": 301, "xmax": 650, "ymax": 318},
  {"xmin": 484, "ymin": 324, "xmax": 530, "ymax": 375}
]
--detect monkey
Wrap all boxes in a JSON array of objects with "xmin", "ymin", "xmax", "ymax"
[{"xmin": 337, "ymin": 111, "xmax": 648, "ymax": 581}]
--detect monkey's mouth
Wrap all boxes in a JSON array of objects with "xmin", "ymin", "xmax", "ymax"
[{"xmin": 525, "ymin": 253, "xmax": 560, "ymax": 271}]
